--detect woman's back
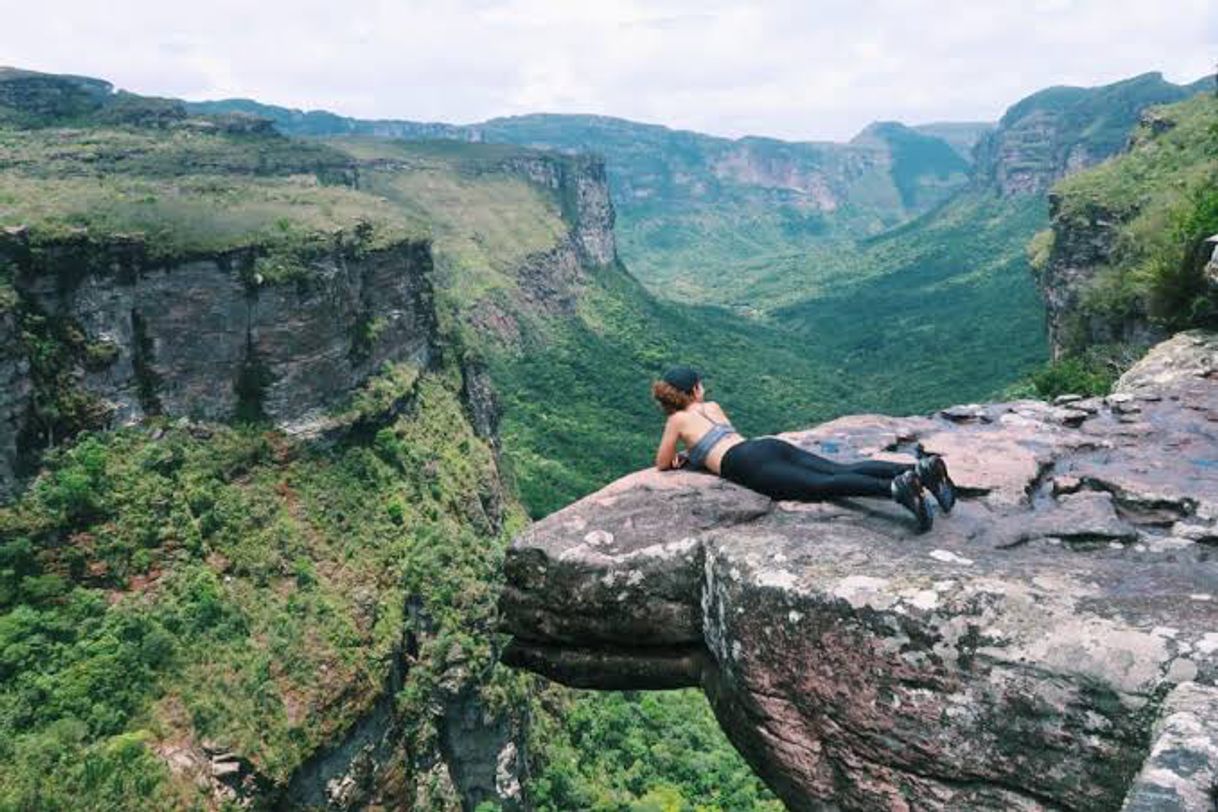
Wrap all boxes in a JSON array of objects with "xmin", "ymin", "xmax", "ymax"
[{"xmin": 678, "ymin": 402, "xmax": 742, "ymax": 473}]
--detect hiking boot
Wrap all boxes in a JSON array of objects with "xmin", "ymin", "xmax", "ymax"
[
  {"xmin": 891, "ymin": 470, "xmax": 933, "ymax": 533},
  {"xmin": 915, "ymin": 453, "xmax": 956, "ymax": 514}
]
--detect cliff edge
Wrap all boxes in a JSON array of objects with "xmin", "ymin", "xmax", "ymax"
[{"xmin": 500, "ymin": 330, "xmax": 1218, "ymax": 810}]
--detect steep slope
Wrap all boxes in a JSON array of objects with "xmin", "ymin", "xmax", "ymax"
[
  {"xmin": 186, "ymin": 99, "xmax": 972, "ymax": 304},
  {"xmin": 0, "ymin": 70, "xmax": 786, "ymax": 810},
  {"xmin": 0, "ymin": 73, "xmax": 543, "ymax": 811},
  {"xmin": 974, "ymin": 71, "xmax": 1212, "ymax": 196},
  {"xmin": 1035, "ymin": 90, "xmax": 1218, "ymax": 359},
  {"xmin": 849, "ymin": 121, "xmax": 971, "ymax": 207},
  {"xmin": 759, "ymin": 73, "xmax": 1213, "ymax": 413},
  {"xmin": 501, "ymin": 330, "xmax": 1218, "ymax": 811},
  {"xmin": 770, "ymin": 191, "xmax": 1050, "ymax": 412}
]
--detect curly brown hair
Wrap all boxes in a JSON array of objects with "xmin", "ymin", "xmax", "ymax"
[{"xmin": 651, "ymin": 380, "xmax": 696, "ymax": 415}]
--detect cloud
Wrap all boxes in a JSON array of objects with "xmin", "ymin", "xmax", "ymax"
[{"xmin": 2, "ymin": 0, "xmax": 1215, "ymax": 140}]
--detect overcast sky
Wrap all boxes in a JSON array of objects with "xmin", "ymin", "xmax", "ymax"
[{"xmin": 3, "ymin": 0, "xmax": 1216, "ymax": 141}]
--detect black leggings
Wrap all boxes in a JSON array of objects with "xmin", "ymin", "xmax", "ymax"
[{"xmin": 719, "ymin": 437, "xmax": 912, "ymax": 500}]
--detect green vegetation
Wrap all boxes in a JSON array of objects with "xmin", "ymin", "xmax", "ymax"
[
  {"xmin": 1052, "ymin": 93, "xmax": 1218, "ymax": 224},
  {"xmin": 16, "ymin": 304, "xmax": 112, "ymax": 459},
  {"xmin": 0, "ymin": 102, "xmax": 780, "ymax": 808},
  {"xmin": 853, "ymin": 122, "xmax": 970, "ymax": 208},
  {"xmin": 11, "ymin": 68, "xmax": 1205, "ymax": 811},
  {"xmin": 528, "ymin": 688, "xmax": 782, "ymax": 811},
  {"xmin": 0, "ymin": 123, "xmax": 413, "ymax": 262},
  {"xmin": 476, "ymin": 115, "xmax": 967, "ymax": 307},
  {"xmin": 772, "ymin": 191, "xmax": 1051, "ymax": 412},
  {"xmin": 0, "ymin": 369, "xmax": 529, "ymax": 808},
  {"xmin": 1051, "ymin": 93, "xmax": 1218, "ymax": 345},
  {"xmin": 994, "ymin": 72, "xmax": 1209, "ymax": 176},
  {"xmin": 327, "ymin": 139, "xmax": 1048, "ymax": 520},
  {"xmin": 909, "ymin": 121, "xmax": 994, "ymax": 163},
  {"xmin": 1006, "ymin": 351, "xmax": 1122, "ymax": 400},
  {"xmin": 488, "ymin": 262, "xmax": 864, "ymax": 516},
  {"xmin": 194, "ymin": 100, "xmax": 976, "ymax": 308},
  {"xmin": 330, "ymin": 137, "xmax": 568, "ymax": 307}
]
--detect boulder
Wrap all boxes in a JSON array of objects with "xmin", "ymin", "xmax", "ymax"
[{"xmin": 500, "ymin": 331, "xmax": 1218, "ymax": 810}]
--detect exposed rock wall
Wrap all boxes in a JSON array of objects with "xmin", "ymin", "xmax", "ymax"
[
  {"xmin": 497, "ymin": 153, "xmax": 616, "ymax": 268},
  {"xmin": 501, "ymin": 330, "xmax": 1218, "ymax": 810},
  {"xmin": 1121, "ymin": 682, "xmax": 1218, "ymax": 811},
  {"xmin": 0, "ymin": 231, "xmax": 440, "ymax": 494},
  {"xmin": 1037, "ymin": 194, "xmax": 1167, "ymax": 359},
  {"xmin": 973, "ymin": 107, "xmax": 1094, "ymax": 196},
  {"xmin": 278, "ymin": 613, "xmax": 527, "ymax": 812},
  {"xmin": 972, "ymin": 72, "xmax": 1207, "ymax": 197},
  {"xmin": 0, "ymin": 66, "xmax": 113, "ymax": 123},
  {"xmin": 0, "ymin": 304, "xmax": 29, "ymax": 502}
]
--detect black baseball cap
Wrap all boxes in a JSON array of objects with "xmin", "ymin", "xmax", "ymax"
[{"xmin": 662, "ymin": 366, "xmax": 700, "ymax": 394}]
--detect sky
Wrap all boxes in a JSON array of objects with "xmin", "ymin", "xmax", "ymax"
[{"xmin": 3, "ymin": 0, "xmax": 1216, "ymax": 142}]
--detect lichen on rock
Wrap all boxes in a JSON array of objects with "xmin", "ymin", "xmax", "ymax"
[{"xmin": 500, "ymin": 331, "xmax": 1218, "ymax": 810}]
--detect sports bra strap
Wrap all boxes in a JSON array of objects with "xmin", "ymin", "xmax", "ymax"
[
  {"xmin": 695, "ymin": 405, "xmax": 729, "ymax": 426},
  {"xmin": 685, "ymin": 406, "xmax": 739, "ymax": 470}
]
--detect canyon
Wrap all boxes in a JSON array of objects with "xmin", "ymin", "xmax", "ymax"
[{"xmin": 500, "ymin": 330, "xmax": 1218, "ymax": 810}]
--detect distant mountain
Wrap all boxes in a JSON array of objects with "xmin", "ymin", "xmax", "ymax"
[
  {"xmin": 186, "ymin": 99, "xmax": 973, "ymax": 303},
  {"xmin": 188, "ymin": 71, "xmax": 1210, "ymax": 309},
  {"xmin": 973, "ymin": 71, "xmax": 1212, "ymax": 195},
  {"xmin": 849, "ymin": 120, "xmax": 971, "ymax": 207},
  {"xmin": 186, "ymin": 96, "xmax": 471, "ymax": 141},
  {"xmin": 909, "ymin": 121, "xmax": 994, "ymax": 163}
]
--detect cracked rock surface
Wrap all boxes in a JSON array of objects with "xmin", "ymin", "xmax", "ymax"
[{"xmin": 500, "ymin": 330, "xmax": 1218, "ymax": 811}]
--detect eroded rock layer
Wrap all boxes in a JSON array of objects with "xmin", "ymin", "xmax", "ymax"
[{"xmin": 501, "ymin": 330, "xmax": 1218, "ymax": 810}]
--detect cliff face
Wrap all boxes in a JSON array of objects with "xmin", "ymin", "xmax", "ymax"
[
  {"xmin": 1037, "ymin": 194, "xmax": 1165, "ymax": 359},
  {"xmin": 0, "ymin": 66, "xmax": 113, "ymax": 124},
  {"xmin": 0, "ymin": 229, "xmax": 532, "ymax": 811},
  {"xmin": 0, "ymin": 232, "xmax": 439, "ymax": 494},
  {"xmin": 1035, "ymin": 91, "xmax": 1218, "ymax": 359},
  {"xmin": 495, "ymin": 152, "xmax": 616, "ymax": 269},
  {"xmin": 500, "ymin": 331, "xmax": 1218, "ymax": 810},
  {"xmin": 973, "ymin": 72, "xmax": 1208, "ymax": 196},
  {"xmin": 0, "ymin": 303, "xmax": 29, "ymax": 502}
]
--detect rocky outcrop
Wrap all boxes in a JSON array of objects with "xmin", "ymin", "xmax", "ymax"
[
  {"xmin": 500, "ymin": 331, "xmax": 1218, "ymax": 810},
  {"xmin": 973, "ymin": 72, "xmax": 1208, "ymax": 196},
  {"xmin": 0, "ymin": 231, "xmax": 440, "ymax": 495},
  {"xmin": 496, "ymin": 153, "xmax": 616, "ymax": 268},
  {"xmin": 1121, "ymin": 682, "xmax": 1218, "ymax": 811},
  {"xmin": 1037, "ymin": 194, "xmax": 1168, "ymax": 359},
  {"xmin": 0, "ymin": 66, "xmax": 113, "ymax": 124},
  {"xmin": 1203, "ymin": 235, "xmax": 1218, "ymax": 294},
  {"xmin": 0, "ymin": 302, "xmax": 29, "ymax": 502},
  {"xmin": 278, "ymin": 617, "xmax": 526, "ymax": 812}
]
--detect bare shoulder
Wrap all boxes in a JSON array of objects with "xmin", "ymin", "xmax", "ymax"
[{"xmin": 706, "ymin": 401, "xmax": 731, "ymax": 419}]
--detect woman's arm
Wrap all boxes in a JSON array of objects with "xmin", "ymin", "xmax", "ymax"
[{"xmin": 654, "ymin": 416, "xmax": 685, "ymax": 470}]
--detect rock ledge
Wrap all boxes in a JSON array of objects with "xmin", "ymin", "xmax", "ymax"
[{"xmin": 501, "ymin": 331, "xmax": 1218, "ymax": 810}]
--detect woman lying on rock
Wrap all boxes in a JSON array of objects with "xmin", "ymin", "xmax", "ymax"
[{"xmin": 651, "ymin": 366, "xmax": 955, "ymax": 533}]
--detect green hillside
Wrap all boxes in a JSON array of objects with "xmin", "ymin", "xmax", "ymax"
[
  {"xmin": 0, "ymin": 367, "xmax": 529, "ymax": 808},
  {"xmin": 186, "ymin": 99, "xmax": 974, "ymax": 306},
  {"xmin": 323, "ymin": 137, "xmax": 859, "ymax": 518},
  {"xmin": 0, "ymin": 84, "xmax": 788, "ymax": 809},
  {"xmin": 973, "ymin": 71, "xmax": 1211, "ymax": 194},
  {"xmin": 771, "ymin": 192, "xmax": 1051, "ymax": 412},
  {"xmin": 7, "ymin": 64, "xmax": 1212, "ymax": 811},
  {"xmin": 474, "ymin": 115, "xmax": 970, "ymax": 302},
  {"xmin": 1047, "ymin": 91, "xmax": 1218, "ymax": 347}
]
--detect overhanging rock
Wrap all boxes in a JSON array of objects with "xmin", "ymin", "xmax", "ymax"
[{"xmin": 500, "ymin": 330, "xmax": 1218, "ymax": 810}]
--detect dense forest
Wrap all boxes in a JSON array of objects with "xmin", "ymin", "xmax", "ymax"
[{"xmin": 1, "ymin": 64, "xmax": 1216, "ymax": 810}]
